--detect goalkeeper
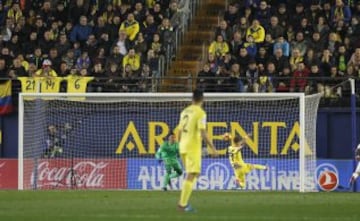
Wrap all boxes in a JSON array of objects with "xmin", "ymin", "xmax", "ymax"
[
  {"xmin": 155, "ymin": 132, "xmax": 183, "ymax": 191},
  {"xmin": 227, "ymin": 134, "xmax": 268, "ymax": 189}
]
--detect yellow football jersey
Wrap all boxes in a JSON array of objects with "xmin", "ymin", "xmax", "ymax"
[
  {"xmin": 228, "ymin": 145, "xmax": 246, "ymax": 167},
  {"xmin": 41, "ymin": 77, "xmax": 62, "ymax": 93},
  {"xmin": 65, "ymin": 76, "xmax": 94, "ymax": 93},
  {"xmin": 178, "ymin": 104, "xmax": 206, "ymax": 154},
  {"xmin": 18, "ymin": 77, "xmax": 41, "ymax": 93}
]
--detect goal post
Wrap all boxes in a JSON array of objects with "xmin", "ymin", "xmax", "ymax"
[{"xmin": 18, "ymin": 92, "xmax": 321, "ymax": 192}]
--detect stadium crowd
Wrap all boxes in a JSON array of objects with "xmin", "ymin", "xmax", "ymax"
[
  {"xmin": 198, "ymin": 0, "xmax": 360, "ymax": 97},
  {"xmin": 0, "ymin": 0, "xmax": 188, "ymax": 93}
]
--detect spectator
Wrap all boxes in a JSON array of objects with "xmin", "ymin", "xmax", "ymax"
[
  {"xmin": 133, "ymin": 2, "xmax": 147, "ymax": 24},
  {"xmin": 229, "ymin": 31, "xmax": 243, "ymax": 56},
  {"xmin": 256, "ymin": 1, "xmax": 271, "ymax": 29},
  {"xmin": 320, "ymin": 49, "xmax": 335, "ymax": 75},
  {"xmin": 58, "ymin": 61, "xmax": 70, "ymax": 77},
  {"xmin": 145, "ymin": 49, "xmax": 160, "ymax": 77},
  {"xmin": 106, "ymin": 46, "xmax": 123, "ymax": 69},
  {"xmin": 158, "ymin": 18, "xmax": 175, "ymax": 50},
  {"xmin": 331, "ymin": 0, "xmax": 351, "ymax": 25},
  {"xmin": 151, "ymin": 33, "xmax": 163, "ymax": 55},
  {"xmin": 326, "ymin": 32, "xmax": 341, "ymax": 54},
  {"xmin": 290, "ymin": 3, "xmax": 306, "ymax": 28},
  {"xmin": 291, "ymin": 32, "xmax": 308, "ymax": 56},
  {"xmin": 348, "ymin": 48, "xmax": 360, "ymax": 72},
  {"xmin": 306, "ymin": 64, "xmax": 324, "ymax": 95},
  {"xmin": 119, "ymin": 13, "xmax": 140, "ymax": 42},
  {"xmin": 48, "ymin": 48, "xmax": 61, "ymax": 73},
  {"xmin": 207, "ymin": 53, "xmax": 219, "ymax": 73},
  {"xmin": 123, "ymin": 48, "xmax": 141, "ymax": 72},
  {"xmin": 29, "ymin": 47, "xmax": 44, "ymax": 69},
  {"xmin": 35, "ymin": 59, "xmax": 58, "ymax": 77},
  {"xmin": 304, "ymin": 48, "xmax": 319, "ymax": 67},
  {"xmin": 229, "ymin": 63, "xmax": 244, "ymax": 92},
  {"xmin": 308, "ymin": 32, "xmax": 326, "ymax": 57},
  {"xmin": 233, "ymin": 17, "xmax": 248, "ymax": 39},
  {"xmin": 289, "ymin": 48, "xmax": 304, "ymax": 71},
  {"xmin": 142, "ymin": 15, "xmax": 158, "ymax": 43},
  {"xmin": 208, "ymin": 34, "xmax": 230, "ymax": 58},
  {"xmin": 165, "ymin": 1, "xmax": 183, "ymax": 29},
  {"xmin": 243, "ymin": 35, "xmax": 257, "ymax": 58},
  {"xmin": 256, "ymin": 46, "xmax": 269, "ymax": 65},
  {"xmin": 269, "ymin": 48, "xmax": 290, "ymax": 72},
  {"xmin": 224, "ymin": 3, "xmax": 240, "ymax": 27},
  {"xmin": 196, "ymin": 63, "xmax": 215, "ymax": 92},
  {"xmin": 216, "ymin": 20, "xmax": 233, "ymax": 42},
  {"xmin": 267, "ymin": 16, "xmax": 284, "ymax": 40},
  {"xmin": 273, "ymin": 36, "xmax": 290, "ymax": 57},
  {"xmin": 76, "ymin": 51, "xmax": 91, "ymax": 70},
  {"xmin": 276, "ymin": 66, "xmax": 291, "ymax": 92},
  {"xmin": 137, "ymin": 64, "xmax": 152, "ymax": 92},
  {"xmin": 297, "ymin": 18, "xmax": 313, "ymax": 39},
  {"xmin": 290, "ymin": 62, "xmax": 309, "ymax": 92},
  {"xmin": 7, "ymin": 2, "xmax": 23, "ymax": 24},
  {"xmin": 115, "ymin": 30, "xmax": 131, "ymax": 57},
  {"xmin": 134, "ymin": 32, "xmax": 148, "ymax": 57},
  {"xmin": 70, "ymin": 16, "xmax": 93, "ymax": 44},
  {"xmin": 313, "ymin": 16, "xmax": 330, "ymax": 42},
  {"xmin": 54, "ymin": 33, "xmax": 71, "ymax": 57},
  {"xmin": 335, "ymin": 45, "xmax": 350, "ymax": 74},
  {"xmin": 246, "ymin": 19, "xmax": 265, "ymax": 43},
  {"xmin": 9, "ymin": 58, "xmax": 27, "ymax": 78},
  {"xmin": 258, "ymin": 62, "xmax": 275, "ymax": 92},
  {"xmin": 245, "ymin": 60, "xmax": 259, "ymax": 92},
  {"xmin": 237, "ymin": 47, "xmax": 251, "ymax": 74},
  {"xmin": 275, "ymin": 3, "xmax": 289, "ymax": 28},
  {"xmin": 62, "ymin": 49, "xmax": 76, "ymax": 69}
]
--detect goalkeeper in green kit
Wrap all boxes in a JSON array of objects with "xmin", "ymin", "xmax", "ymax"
[{"xmin": 155, "ymin": 132, "xmax": 183, "ymax": 191}]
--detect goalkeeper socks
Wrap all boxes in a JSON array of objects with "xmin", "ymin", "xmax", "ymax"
[
  {"xmin": 179, "ymin": 179, "xmax": 196, "ymax": 207},
  {"xmin": 253, "ymin": 164, "xmax": 267, "ymax": 170},
  {"xmin": 163, "ymin": 174, "xmax": 171, "ymax": 188}
]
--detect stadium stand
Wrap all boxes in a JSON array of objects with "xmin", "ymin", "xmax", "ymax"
[{"xmin": 0, "ymin": 0, "xmax": 358, "ymax": 107}]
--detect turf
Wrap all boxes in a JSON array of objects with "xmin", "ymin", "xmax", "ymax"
[{"xmin": 0, "ymin": 191, "xmax": 358, "ymax": 221}]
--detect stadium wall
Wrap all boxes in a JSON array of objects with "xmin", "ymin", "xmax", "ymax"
[{"xmin": 0, "ymin": 108, "xmax": 359, "ymax": 158}]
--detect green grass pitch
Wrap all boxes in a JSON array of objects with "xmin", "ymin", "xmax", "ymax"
[{"xmin": 0, "ymin": 191, "xmax": 358, "ymax": 221}]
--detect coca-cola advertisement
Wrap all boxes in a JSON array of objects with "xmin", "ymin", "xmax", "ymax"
[
  {"xmin": 23, "ymin": 159, "xmax": 127, "ymax": 190},
  {"xmin": 0, "ymin": 159, "xmax": 18, "ymax": 189}
]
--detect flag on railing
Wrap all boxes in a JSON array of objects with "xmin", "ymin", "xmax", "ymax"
[{"xmin": 0, "ymin": 80, "xmax": 13, "ymax": 115}]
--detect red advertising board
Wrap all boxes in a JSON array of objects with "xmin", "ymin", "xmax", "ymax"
[
  {"xmin": 0, "ymin": 159, "xmax": 127, "ymax": 190},
  {"xmin": 0, "ymin": 159, "xmax": 18, "ymax": 189}
]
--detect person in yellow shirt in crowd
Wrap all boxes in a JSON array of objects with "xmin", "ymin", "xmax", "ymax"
[
  {"xmin": 7, "ymin": 2, "xmax": 23, "ymax": 23},
  {"xmin": 35, "ymin": 60, "xmax": 58, "ymax": 77},
  {"xmin": 123, "ymin": 48, "xmax": 141, "ymax": 72},
  {"xmin": 289, "ymin": 48, "xmax": 304, "ymax": 71},
  {"xmin": 65, "ymin": 68, "xmax": 94, "ymax": 93},
  {"xmin": 246, "ymin": 19, "xmax": 265, "ymax": 43},
  {"xmin": 119, "ymin": 13, "xmax": 140, "ymax": 41},
  {"xmin": 208, "ymin": 34, "xmax": 229, "ymax": 58}
]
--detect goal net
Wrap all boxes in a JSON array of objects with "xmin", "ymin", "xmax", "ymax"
[{"xmin": 18, "ymin": 93, "xmax": 321, "ymax": 192}]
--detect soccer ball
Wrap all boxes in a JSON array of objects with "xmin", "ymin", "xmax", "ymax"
[{"xmin": 223, "ymin": 133, "xmax": 231, "ymax": 141}]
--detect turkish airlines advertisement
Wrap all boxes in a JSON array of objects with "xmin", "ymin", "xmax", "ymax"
[{"xmin": 0, "ymin": 158, "xmax": 358, "ymax": 191}]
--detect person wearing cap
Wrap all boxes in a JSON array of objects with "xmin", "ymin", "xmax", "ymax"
[{"xmin": 35, "ymin": 59, "xmax": 58, "ymax": 77}]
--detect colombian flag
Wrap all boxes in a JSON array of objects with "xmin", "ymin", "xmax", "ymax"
[{"xmin": 0, "ymin": 80, "xmax": 13, "ymax": 115}]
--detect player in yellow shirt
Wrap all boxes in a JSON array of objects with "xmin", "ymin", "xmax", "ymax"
[
  {"xmin": 177, "ymin": 89, "xmax": 217, "ymax": 212},
  {"xmin": 228, "ymin": 135, "xmax": 268, "ymax": 190}
]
